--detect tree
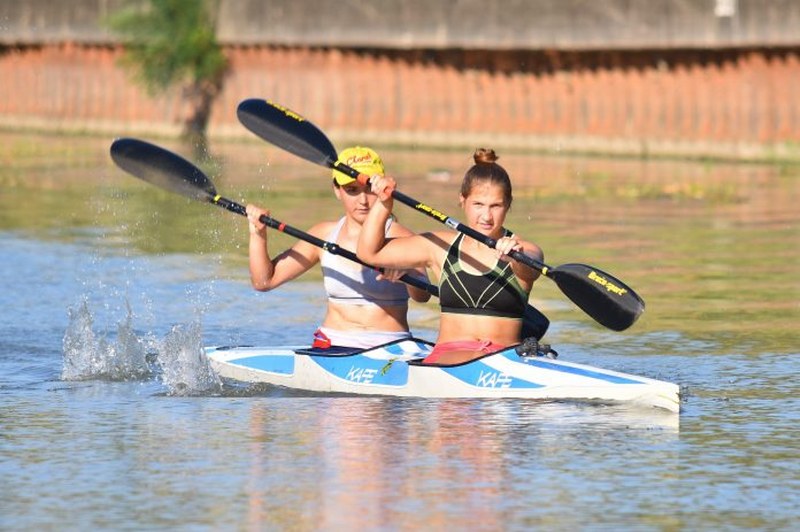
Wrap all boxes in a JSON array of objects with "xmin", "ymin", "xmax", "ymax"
[{"xmin": 108, "ymin": 0, "xmax": 228, "ymax": 157}]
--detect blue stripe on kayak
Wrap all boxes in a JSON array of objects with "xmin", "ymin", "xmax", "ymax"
[
  {"xmin": 232, "ymin": 354, "xmax": 295, "ymax": 375},
  {"xmin": 311, "ymin": 355, "xmax": 409, "ymax": 387},
  {"xmin": 502, "ymin": 351, "xmax": 644, "ymax": 384},
  {"xmin": 383, "ymin": 343, "xmax": 406, "ymax": 355},
  {"xmin": 378, "ymin": 340, "xmax": 432, "ymax": 357},
  {"xmin": 443, "ymin": 360, "xmax": 544, "ymax": 389}
]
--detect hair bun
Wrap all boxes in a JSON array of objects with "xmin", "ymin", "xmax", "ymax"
[{"xmin": 473, "ymin": 148, "xmax": 498, "ymax": 165}]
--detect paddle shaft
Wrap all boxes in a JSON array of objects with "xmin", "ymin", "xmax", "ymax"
[
  {"xmin": 203, "ymin": 193, "xmax": 549, "ymax": 337},
  {"xmin": 107, "ymin": 137, "xmax": 436, "ymax": 296},
  {"xmin": 209, "ymin": 193, "xmax": 436, "ymax": 295},
  {"xmin": 332, "ymin": 162, "xmax": 552, "ymax": 274}
]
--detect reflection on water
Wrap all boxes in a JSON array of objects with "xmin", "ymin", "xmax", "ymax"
[
  {"xmin": 2, "ymin": 132, "xmax": 800, "ymax": 529},
  {"xmin": 206, "ymin": 397, "xmax": 681, "ymax": 530}
]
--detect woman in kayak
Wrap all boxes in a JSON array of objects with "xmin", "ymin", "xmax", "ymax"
[
  {"xmin": 246, "ymin": 146, "xmax": 430, "ymax": 349},
  {"xmin": 357, "ymin": 148, "xmax": 543, "ymax": 365}
]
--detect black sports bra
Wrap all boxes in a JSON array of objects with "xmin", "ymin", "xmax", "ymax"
[{"xmin": 438, "ymin": 232, "xmax": 528, "ymax": 319}]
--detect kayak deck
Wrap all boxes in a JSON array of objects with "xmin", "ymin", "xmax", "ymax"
[{"xmin": 205, "ymin": 338, "xmax": 681, "ymax": 413}]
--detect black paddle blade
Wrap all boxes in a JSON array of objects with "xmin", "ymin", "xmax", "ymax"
[
  {"xmin": 521, "ymin": 305, "xmax": 550, "ymax": 340},
  {"xmin": 237, "ymin": 99, "xmax": 338, "ymax": 168},
  {"xmin": 549, "ymin": 263, "xmax": 645, "ymax": 331},
  {"xmin": 110, "ymin": 138, "xmax": 217, "ymax": 201}
]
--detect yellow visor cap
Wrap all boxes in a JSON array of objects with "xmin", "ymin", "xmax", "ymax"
[{"xmin": 332, "ymin": 146, "xmax": 384, "ymax": 186}]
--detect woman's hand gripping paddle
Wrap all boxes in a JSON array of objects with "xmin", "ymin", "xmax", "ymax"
[{"xmin": 236, "ymin": 98, "xmax": 644, "ymax": 332}]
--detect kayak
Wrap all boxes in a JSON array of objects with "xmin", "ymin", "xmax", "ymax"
[{"xmin": 206, "ymin": 338, "xmax": 681, "ymax": 413}]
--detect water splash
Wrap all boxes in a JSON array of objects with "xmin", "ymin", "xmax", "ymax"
[
  {"xmin": 62, "ymin": 299, "xmax": 152, "ymax": 381},
  {"xmin": 61, "ymin": 299, "xmax": 222, "ymax": 396},
  {"xmin": 156, "ymin": 322, "xmax": 222, "ymax": 396}
]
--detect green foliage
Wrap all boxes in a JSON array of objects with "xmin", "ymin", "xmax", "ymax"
[{"xmin": 108, "ymin": 0, "xmax": 227, "ymax": 95}]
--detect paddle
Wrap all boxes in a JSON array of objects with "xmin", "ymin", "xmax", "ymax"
[
  {"xmin": 109, "ymin": 137, "xmax": 549, "ymax": 340},
  {"xmin": 236, "ymin": 98, "xmax": 645, "ymax": 331}
]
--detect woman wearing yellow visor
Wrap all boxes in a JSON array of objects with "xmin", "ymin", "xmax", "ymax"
[{"xmin": 246, "ymin": 146, "xmax": 430, "ymax": 349}]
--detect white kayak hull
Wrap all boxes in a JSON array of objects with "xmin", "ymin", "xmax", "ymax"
[{"xmin": 205, "ymin": 339, "xmax": 681, "ymax": 413}]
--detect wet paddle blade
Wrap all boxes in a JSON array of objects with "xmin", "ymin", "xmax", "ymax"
[
  {"xmin": 237, "ymin": 99, "xmax": 338, "ymax": 168},
  {"xmin": 522, "ymin": 304, "xmax": 550, "ymax": 340},
  {"xmin": 110, "ymin": 138, "xmax": 217, "ymax": 201},
  {"xmin": 549, "ymin": 263, "xmax": 645, "ymax": 331}
]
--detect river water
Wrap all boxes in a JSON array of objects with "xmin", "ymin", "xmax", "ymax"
[{"xmin": 1, "ymin": 132, "xmax": 799, "ymax": 530}]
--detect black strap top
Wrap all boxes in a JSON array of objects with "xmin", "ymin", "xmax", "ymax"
[{"xmin": 438, "ymin": 232, "xmax": 528, "ymax": 319}]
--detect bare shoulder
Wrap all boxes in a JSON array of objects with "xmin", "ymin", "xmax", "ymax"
[
  {"xmin": 386, "ymin": 219, "xmax": 415, "ymax": 238},
  {"xmin": 307, "ymin": 219, "xmax": 338, "ymax": 239},
  {"xmin": 420, "ymin": 230, "xmax": 457, "ymax": 251}
]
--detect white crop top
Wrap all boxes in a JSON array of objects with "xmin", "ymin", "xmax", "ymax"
[{"xmin": 320, "ymin": 217, "xmax": 409, "ymax": 307}]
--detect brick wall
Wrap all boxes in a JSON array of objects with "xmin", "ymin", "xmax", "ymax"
[{"xmin": 1, "ymin": 43, "xmax": 798, "ymax": 160}]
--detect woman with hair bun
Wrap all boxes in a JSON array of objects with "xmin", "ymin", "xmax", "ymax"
[{"xmin": 357, "ymin": 148, "xmax": 544, "ymax": 365}]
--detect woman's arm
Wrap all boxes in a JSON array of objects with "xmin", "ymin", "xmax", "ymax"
[
  {"xmin": 246, "ymin": 204, "xmax": 324, "ymax": 291},
  {"xmin": 357, "ymin": 177, "xmax": 433, "ymax": 271},
  {"xmin": 381, "ymin": 220, "xmax": 431, "ymax": 303}
]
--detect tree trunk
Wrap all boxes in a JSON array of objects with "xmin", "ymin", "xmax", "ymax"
[{"xmin": 181, "ymin": 78, "xmax": 220, "ymax": 160}]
